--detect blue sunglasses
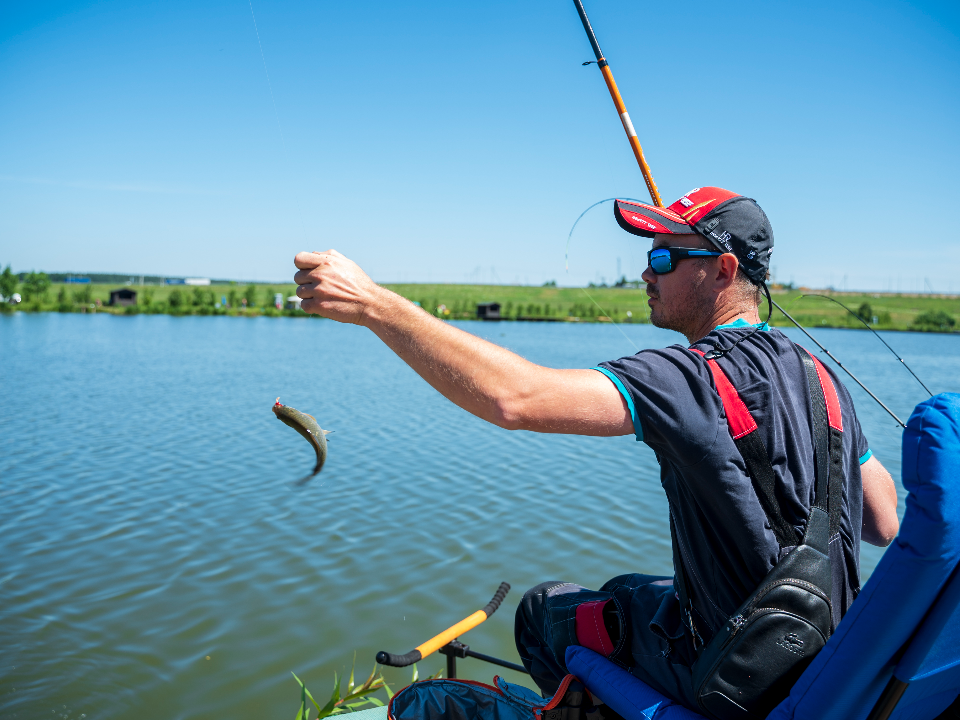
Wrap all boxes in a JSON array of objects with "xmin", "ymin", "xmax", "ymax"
[{"xmin": 647, "ymin": 247, "xmax": 722, "ymax": 275}]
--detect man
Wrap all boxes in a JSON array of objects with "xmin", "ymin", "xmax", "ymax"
[{"xmin": 293, "ymin": 186, "xmax": 899, "ymax": 710}]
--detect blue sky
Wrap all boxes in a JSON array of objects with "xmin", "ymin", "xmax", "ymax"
[{"xmin": 1, "ymin": 0, "xmax": 958, "ymax": 290}]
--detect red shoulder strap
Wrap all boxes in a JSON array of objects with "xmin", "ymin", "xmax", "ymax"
[
  {"xmin": 802, "ymin": 350, "xmax": 843, "ymax": 432},
  {"xmin": 690, "ymin": 347, "xmax": 843, "ymax": 434},
  {"xmin": 689, "ymin": 348, "xmax": 757, "ymax": 439}
]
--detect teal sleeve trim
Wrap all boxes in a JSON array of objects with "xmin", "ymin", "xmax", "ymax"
[
  {"xmin": 592, "ymin": 367, "xmax": 642, "ymax": 442},
  {"xmin": 859, "ymin": 449, "xmax": 873, "ymax": 465}
]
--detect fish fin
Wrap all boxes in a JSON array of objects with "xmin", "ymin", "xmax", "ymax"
[
  {"xmin": 323, "ymin": 429, "xmax": 333, "ymax": 436},
  {"xmin": 306, "ymin": 413, "xmax": 316, "ymax": 421}
]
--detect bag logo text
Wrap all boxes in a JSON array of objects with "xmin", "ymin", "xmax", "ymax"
[{"xmin": 776, "ymin": 633, "xmax": 805, "ymax": 656}]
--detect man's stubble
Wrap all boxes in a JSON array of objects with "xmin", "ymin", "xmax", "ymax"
[{"xmin": 647, "ymin": 265, "xmax": 713, "ymax": 338}]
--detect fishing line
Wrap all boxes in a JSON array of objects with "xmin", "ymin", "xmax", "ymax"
[
  {"xmin": 565, "ymin": 197, "xmax": 641, "ymax": 271},
  {"xmin": 247, "ymin": 0, "xmax": 308, "ymax": 241},
  {"xmin": 579, "ymin": 286, "xmax": 639, "ymax": 351},
  {"xmin": 566, "ymin": 197, "xmax": 645, "ymax": 352},
  {"xmin": 802, "ymin": 294, "xmax": 933, "ymax": 397},
  {"xmin": 771, "ymin": 299, "xmax": 906, "ymax": 428}
]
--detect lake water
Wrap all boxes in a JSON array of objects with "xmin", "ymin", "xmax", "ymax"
[{"xmin": 3, "ymin": 313, "xmax": 958, "ymax": 720}]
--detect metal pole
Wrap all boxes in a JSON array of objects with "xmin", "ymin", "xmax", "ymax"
[
  {"xmin": 865, "ymin": 676, "xmax": 909, "ymax": 720},
  {"xmin": 571, "ymin": 0, "xmax": 663, "ymax": 207}
]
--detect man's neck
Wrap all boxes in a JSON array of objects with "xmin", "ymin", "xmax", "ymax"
[{"xmin": 685, "ymin": 306, "xmax": 762, "ymax": 344}]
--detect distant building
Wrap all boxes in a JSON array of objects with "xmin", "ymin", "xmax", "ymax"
[
  {"xmin": 185, "ymin": 278, "xmax": 211, "ymax": 286},
  {"xmin": 476, "ymin": 302, "xmax": 501, "ymax": 320},
  {"xmin": 286, "ymin": 296, "xmax": 302, "ymax": 310},
  {"xmin": 165, "ymin": 278, "xmax": 186, "ymax": 285},
  {"xmin": 64, "ymin": 277, "xmax": 91, "ymax": 284},
  {"xmin": 109, "ymin": 288, "xmax": 137, "ymax": 306}
]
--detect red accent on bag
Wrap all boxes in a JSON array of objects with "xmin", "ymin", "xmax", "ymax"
[{"xmin": 575, "ymin": 600, "xmax": 615, "ymax": 657}]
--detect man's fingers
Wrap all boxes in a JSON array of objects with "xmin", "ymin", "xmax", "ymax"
[
  {"xmin": 293, "ymin": 268, "xmax": 317, "ymax": 285},
  {"xmin": 294, "ymin": 251, "xmax": 326, "ymax": 269},
  {"xmin": 295, "ymin": 283, "xmax": 315, "ymax": 299},
  {"xmin": 301, "ymin": 297, "xmax": 328, "ymax": 316}
]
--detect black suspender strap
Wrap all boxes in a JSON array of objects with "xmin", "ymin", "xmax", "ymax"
[
  {"xmin": 802, "ymin": 352, "xmax": 831, "ymax": 514},
  {"xmin": 799, "ymin": 348, "xmax": 845, "ymax": 539},
  {"xmin": 734, "ymin": 431, "xmax": 800, "ymax": 548}
]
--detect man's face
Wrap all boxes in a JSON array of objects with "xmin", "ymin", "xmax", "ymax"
[{"xmin": 641, "ymin": 233, "xmax": 716, "ymax": 334}]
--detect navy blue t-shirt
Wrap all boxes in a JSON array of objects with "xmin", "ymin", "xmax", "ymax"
[{"xmin": 596, "ymin": 321, "xmax": 871, "ymax": 642}]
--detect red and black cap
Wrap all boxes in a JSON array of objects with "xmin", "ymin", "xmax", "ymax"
[{"xmin": 614, "ymin": 187, "xmax": 774, "ymax": 284}]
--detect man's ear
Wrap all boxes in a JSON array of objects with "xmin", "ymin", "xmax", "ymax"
[{"xmin": 715, "ymin": 253, "xmax": 740, "ymax": 290}]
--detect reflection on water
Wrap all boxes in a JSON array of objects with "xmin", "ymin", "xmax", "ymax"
[{"xmin": 1, "ymin": 313, "xmax": 956, "ymax": 719}]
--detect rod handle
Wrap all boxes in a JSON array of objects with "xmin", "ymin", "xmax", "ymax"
[
  {"xmin": 375, "ymin": 583, "xmax": 512, "ymax": 668},
  {"xmin": 376, "ymin": 649, "xmax": 421, "ymax": 667},
  {"xmin": 482, "ymin": 581, "xmax": 511, "ymax": 617}
]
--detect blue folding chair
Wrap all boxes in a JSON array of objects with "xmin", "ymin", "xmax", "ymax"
[{"xmin": 568, "ymin": 393, "xmax": 960, "ymax": 720}]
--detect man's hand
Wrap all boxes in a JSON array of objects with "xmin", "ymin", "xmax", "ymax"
[{"xmin": 293, "ymin": 250, "xmax": 382, "ymax": 325}]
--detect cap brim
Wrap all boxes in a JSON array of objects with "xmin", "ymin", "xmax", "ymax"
[{"xmin": 614, "ymin": 200, "xmax": 695, "ymax": 238}]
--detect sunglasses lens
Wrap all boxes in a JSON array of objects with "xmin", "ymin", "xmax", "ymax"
[{"xmin": 649, "ymin": 249, "xmax": 672, "ymax": 274}]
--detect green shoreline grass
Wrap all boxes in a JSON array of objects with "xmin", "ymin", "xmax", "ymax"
[{"xmin": 4, "ymin": 281, "xmax": 959, "ymax": 334}]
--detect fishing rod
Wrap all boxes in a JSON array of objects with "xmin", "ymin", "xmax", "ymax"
[
  {"xmin": 567, "ymin": 5, "xmax": 911, "ymax": 426},
  {"xmin": 572, "ymin": 0, "xmax": 662, "ymax": 207},
  {"xmin": 802, "ymin": 294, "xmax": 933, "ymax": 397},
  {"xmin": 772, "ymin": 300, "xmax": 906, "ymax": 428}
]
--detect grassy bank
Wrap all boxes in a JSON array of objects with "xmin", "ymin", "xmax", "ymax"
[{"xmin": 4, "ymin": 281, "xmax": 959, "ymax": 334}]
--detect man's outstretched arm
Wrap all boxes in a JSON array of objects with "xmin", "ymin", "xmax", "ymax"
[{"xmin": 294, "ymin": 250, "xmax": 634, "ymax": 437}]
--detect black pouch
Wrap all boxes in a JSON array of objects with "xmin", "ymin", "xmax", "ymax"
[{"xmin": 692, "ymin": 508, "xmax": 833, "ymax": 719}]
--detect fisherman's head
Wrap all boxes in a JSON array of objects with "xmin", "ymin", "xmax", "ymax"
[{"xmin": 614, "ymin": 187, "xmax": 773, "ymax": 337}]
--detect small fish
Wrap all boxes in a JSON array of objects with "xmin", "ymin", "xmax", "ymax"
[{"xmin": 272, "ymin": 398, "xmax": 331, "ymax": 483}]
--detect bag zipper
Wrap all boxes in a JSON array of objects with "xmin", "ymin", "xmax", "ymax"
[
  {"xmin": 719, "ymin": 579, "xmax": 830, "ymax": 649},
  {"xmin": 743, "ymin": 577, "xmax": 830, "ymax": 617}
]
